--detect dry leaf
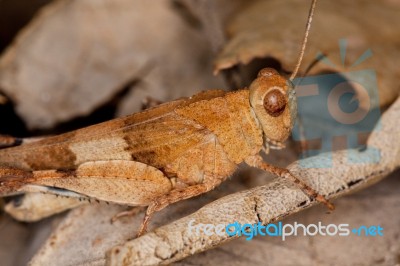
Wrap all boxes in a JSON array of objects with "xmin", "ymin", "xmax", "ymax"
[
  {"xmin": 0, "ymin": 0, "xmax": 224, "ymax": 129},
  {"xmin": 4, "ymin": 193, "xmax": 84, "ymax": 222},
  {"xmin": 0, "ymin": 215, "xmax": 31, "ymax": 266},
  {"xmin": 215, "ymin": 0, "xmax": 400, "ymax": 107}
]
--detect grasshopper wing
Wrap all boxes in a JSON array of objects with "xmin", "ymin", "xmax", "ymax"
[{"xmin": 0, "ymin": 90, "xmax": 227, "ymax": 171}]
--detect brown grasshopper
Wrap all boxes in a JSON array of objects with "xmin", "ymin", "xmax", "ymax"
[{"xmin": 0, "ymin": 0, "xmax": 332, "ymax": 236}]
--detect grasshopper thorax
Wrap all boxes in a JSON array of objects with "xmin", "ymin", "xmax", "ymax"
[{"xmin": 249, "ymin": 68, "xmax": 297, "ymax": 147}]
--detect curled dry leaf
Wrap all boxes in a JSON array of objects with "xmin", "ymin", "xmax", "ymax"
[
  {"xmin": 215, "ymin": 0, "xmax": 400, "ymax": 107},
  {"xmin": 172, "ymin": 0, "xmax": 247, "ymax": 53},
  {"xmin": 106, "ymin": 96, "xmax": 400, "ymax": 265},
  {"xmin": 0, "ymin": 0, "xmax": 224, "ymax": 129}
]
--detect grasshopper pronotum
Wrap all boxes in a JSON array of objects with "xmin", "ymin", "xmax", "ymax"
[{"xmin": 0, "ymin": 0, "xmax": 332, "ymax": 236}]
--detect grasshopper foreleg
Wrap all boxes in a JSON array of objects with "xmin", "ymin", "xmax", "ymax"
[{"xmin": 246, "ymin": 155, "xmax": 335, "ymax": 211}]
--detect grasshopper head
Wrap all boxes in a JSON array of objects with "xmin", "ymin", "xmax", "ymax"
[{"xmin": 249, "ymin": 68, "xmax": 297, "ymax": 147}]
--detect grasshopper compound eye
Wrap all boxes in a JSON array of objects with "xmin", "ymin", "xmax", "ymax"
[{"xmin": 263, "ymin": 89, "xmax": 286, "ymax": 117}]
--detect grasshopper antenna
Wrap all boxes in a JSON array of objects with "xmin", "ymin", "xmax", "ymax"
[{"xmin": 290, "ymin": 0, "xmax": 318, "ymax": 81}]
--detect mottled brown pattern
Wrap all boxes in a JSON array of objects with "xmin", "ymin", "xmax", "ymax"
[
  {"xmin": 123, "ymin": 113, "xmax": 208, "ymax": 169},
  {"xmin": 55, "ymin": 169, "xmax": 77, "ymax": 178},
  {"xmin": 166, "ymin": 134, "xmax": 236, "ymax": 186},
  {"xmin": 69, "ymin": 137, "xmax": 131, "ymax": 165},
  {"xmin": 0, "ymin": 131, "xmax": 77, "ymax": 170},
  {"xmin": 0, "ymin": 168, "xmax": 33, "ymax": 195},
  {"xmin": 122, "ymin": 90, "xmax": 226, "ymax": 127},
  {"xmin": 31, "ymin": 161, "xmax": 173, "ymax": 205},
  {"xmin": 0, "ymin": 90, "xmax": 229, "ymax": 173},
  {"xmin": 25, "ymin": 145, "xmax": 77, "ymax": 170},
  {"xmin": 175, "ymin": 90, "xmax": 263, "ymax": 164}
]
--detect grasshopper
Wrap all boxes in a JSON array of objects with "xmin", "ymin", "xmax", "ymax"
[{"xmin": 0, "ymin": 0, "xmax": 332, "ymax": 236}]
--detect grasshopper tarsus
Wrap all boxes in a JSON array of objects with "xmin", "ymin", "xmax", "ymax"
[{"xmin": 137, "ymin": 210, "xmax": 151, "ymax": 237}]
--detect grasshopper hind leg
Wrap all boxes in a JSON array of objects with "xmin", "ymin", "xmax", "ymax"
[
  {"xmin": 110, "ymin": 206, "xmax": 146, "ymax": 224},
  {"xmin": 136, "ymin": 178, "xmax": 224, "ymax": 237}
]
